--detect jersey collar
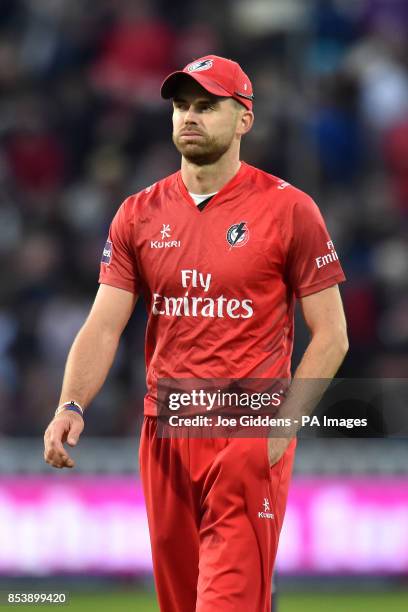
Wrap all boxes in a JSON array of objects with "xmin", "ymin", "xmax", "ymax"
[{"xmin": 176, "ymin": 162, "xmax": 250, "ymax": 213}]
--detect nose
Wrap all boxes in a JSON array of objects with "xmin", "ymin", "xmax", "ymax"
[{"xmin": 183, "ymin": 107, "xmax": 198, "ymax": 125}]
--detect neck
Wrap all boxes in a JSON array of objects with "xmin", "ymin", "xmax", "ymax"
[{"xmin": 181, "ymin": 150, "xmax": 241, "ymax": 194}]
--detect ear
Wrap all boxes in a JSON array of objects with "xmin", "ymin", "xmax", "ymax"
[{"xmin": 237, "ymin": 110, "xmax": 254, "ymax": 136}]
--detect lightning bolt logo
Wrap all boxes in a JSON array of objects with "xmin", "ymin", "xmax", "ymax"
[
  {"xmin": 187, "ymin": 59, "xmax": 214, "ymax": 73},
  {"xmin": 226, "ymin": 222, "xmax": 249, "ymax": 249},
  {"xmin": 233, "ymin": 222, "xmax": 246, "ymax": 245}
]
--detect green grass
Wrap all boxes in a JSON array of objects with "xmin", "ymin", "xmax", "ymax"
[
  {"xmin": 281, "ymin": 592, "xmax": 408, "ymax": 612},
  {"xmin": 3, "ymin": 590, "xmax": 408, "ymax": 611},
  {"xmin": 68, "ymin": 591, "xmax": 158, "ymax": 610}
]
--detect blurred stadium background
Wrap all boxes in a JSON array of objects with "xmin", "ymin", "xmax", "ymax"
[{"xmin": 0, "ymin": 0, "xmax": 407, "ymax": 610}]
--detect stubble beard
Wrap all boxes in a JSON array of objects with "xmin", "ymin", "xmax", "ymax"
[{"xmin": 172, "ymin": 131, "xmax": 233, "ymax": 166}]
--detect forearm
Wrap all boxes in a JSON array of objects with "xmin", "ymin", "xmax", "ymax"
[
  {"xmin": 267, "ymin": 332, "xmax": 348, "ymax": 463},
  {"xmin": 276, "ymin": 331, "xmax": 348, "ymax": 426},
  {"xmin": 268, "ymin": 282, "xmax": 348, "ymax": 462},
  {"xmin": 294, "ymin": 330, "xmax": 348, "ymax": 379},
  {"xmin": 58, "ymin": 321, "xmax": 120, "ymax": 410}
]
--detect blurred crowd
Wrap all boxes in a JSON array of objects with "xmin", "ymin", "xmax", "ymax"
[{"xmin": 0, "ymin": 0, "xmax": 407, "ymax": 436}]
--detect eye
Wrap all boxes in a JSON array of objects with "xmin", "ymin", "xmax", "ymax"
[
  {"xmin": 174, "ymin": 101, "xmax": 188, "ymax": 111},
  {"xmin": 200, "ymin": 102, "xmax": 215, "ymax": 111}
]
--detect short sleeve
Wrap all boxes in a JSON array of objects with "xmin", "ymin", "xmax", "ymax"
[
  {"xmin": 284, "ymin": 192, "xmax": 346, "ymax": 298},
  {"xmin": 98, "ymin": 197, "xmax": 140, "ymax": 294}
]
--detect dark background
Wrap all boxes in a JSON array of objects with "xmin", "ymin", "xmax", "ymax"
[{"xmin": 0, "ymin": 0, "xmax": 407, "ymax": 437}]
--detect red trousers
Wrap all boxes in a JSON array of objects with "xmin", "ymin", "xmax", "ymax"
[{"xmin": 139, "ymin": 416, "xmax": 296, "ymax": 612}]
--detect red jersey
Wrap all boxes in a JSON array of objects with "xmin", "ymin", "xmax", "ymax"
[{"xmin": 99, "ymin": 162, "xmax": 345, "ymax": 416}]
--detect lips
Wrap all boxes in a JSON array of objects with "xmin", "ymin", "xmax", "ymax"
[{"xmin": 179, "ymin": 131, "xmax": 204, "ymax": 137}]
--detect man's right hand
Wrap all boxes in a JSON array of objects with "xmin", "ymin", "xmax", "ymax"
[{"xmin": 43, "ymin": 412, "xmax": 84, "ymax": 469}]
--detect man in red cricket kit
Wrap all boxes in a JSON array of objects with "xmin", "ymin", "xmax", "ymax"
[{"xmin": 44, "ymin": 55, "xmax": 348, "ymax": 611}]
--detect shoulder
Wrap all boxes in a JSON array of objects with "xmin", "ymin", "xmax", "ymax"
[
  {"xmin": 244, "ymin": 163, "xmax": 317, "ymax": 212},
  {"xmin": 117, "ymin": 171, "xmax": 179, "ymax": 218}
]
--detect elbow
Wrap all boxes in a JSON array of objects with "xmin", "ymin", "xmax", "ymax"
[
  {"xmin": 341, "ymin": 336, "xmax": 349, "ymax": 360},
  {"xmin": 334, "ymin": 326, "xmax": 349, "ymax": 359},
  {"xmin": 314, "ymin": 325, "xmax": 349, "ymax": 358}
]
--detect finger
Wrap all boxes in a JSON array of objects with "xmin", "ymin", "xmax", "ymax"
[
  {"xmin": 45, "ymin": 434, "xmax": 73, "ymax": 466},
  {"xmin": 45, "ymin": 450, "xmax": 73, "ymax": 467},
  {"xmin": 47, "ymin": 435, "xmax": 67, "ymax": 459},
  {"xmin": 44, "ymin": 451, "xmax": 75, "ymax": 469},
  {"xmin": 67, "ymin": 427, "xmax": 82, "ymax": 446},
  {"xmin": 59, "ymin": 456, "xmax": 75, "ymax": 468},
  {"xmin": 67, "ymin": 416, "xmax": 84, "ymax": 446}
]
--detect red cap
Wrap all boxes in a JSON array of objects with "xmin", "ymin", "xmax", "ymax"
[{"xmin": 160, "ymin": 55, "xmax": 254, "ymax": 110}]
